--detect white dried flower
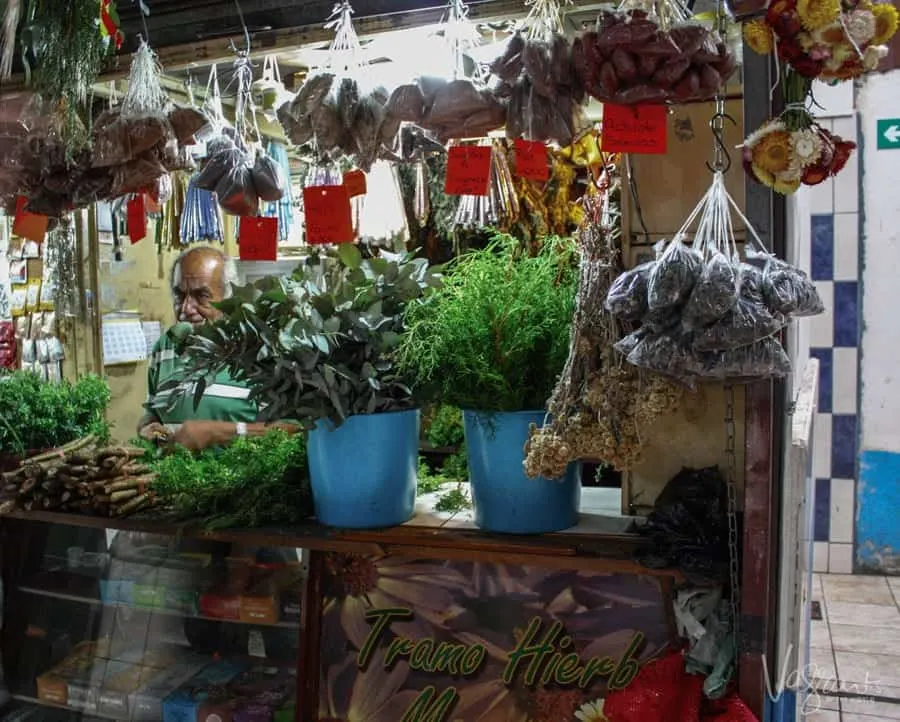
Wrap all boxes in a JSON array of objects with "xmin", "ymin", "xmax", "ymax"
[
  {"xmin": 845, "ymin": 9, "xmax": 877, "ymax": 45},
  {"xmin": 864, "ymin": 43, "xmax": 889, "ymax": 70}
]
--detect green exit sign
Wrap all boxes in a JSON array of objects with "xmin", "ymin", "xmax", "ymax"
[{"xmin": 877, "ymin": 119, "xmax": 900, "ymax": 150}]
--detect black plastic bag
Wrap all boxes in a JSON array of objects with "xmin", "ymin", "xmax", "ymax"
[
  {"xmin": 632, "ymin": 466, "xmax": 731, "ymax": 581},
  {"xmin": 762, "ymin": 255, "xmax": 824, "ymax": 317},
  {"xmin": 695, "ymin": 337, "xmax": 792, "ymax": 380}
]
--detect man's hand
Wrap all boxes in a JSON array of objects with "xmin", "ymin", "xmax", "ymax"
[
  {"xmin": 172, "ymin": 420, "xmax": 233, "ymax": 452},
  {"xmin": 138, "ymin": 422, "xmax": 169, "ymax": 443}
]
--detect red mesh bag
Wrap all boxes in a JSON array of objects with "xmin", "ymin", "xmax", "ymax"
[
  {"xmin": 702, "ymin": 693, "xmax": 759, "ymax": 722},
  {"xmin": 604, "ymin": 651, "xmax": 704, "ymax": 722}
]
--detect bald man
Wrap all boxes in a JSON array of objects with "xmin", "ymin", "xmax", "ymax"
[{"xmin": 138, "ymin": 247, "xmax": 282, "ymax": 452}]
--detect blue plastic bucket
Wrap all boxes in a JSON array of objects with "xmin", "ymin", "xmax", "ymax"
[
  {"xmin": 307, "ymin": 409, "xmax": 419, "ymax": 528},
  {"xmin": 463, "ymin": 410, "xmax": 581, "ymax": 534}
]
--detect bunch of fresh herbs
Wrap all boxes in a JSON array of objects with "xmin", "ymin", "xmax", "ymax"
[
  {"xmin": 147, "ymin": 430, "xmax": 312, "ymax": 529},
  {"xmin": 398, "ymin": 231, "xmax": 578, "ymax": 412},
  {"xmin": 0, "ymin": 371, "xmax": 110, "ymax": 456},
  {"xmin": 423, "ymin": 404, "xmax": 464, "ymax": 449},
  {"xmin": 157, "ymin": 245, "xmax": 440, "ymax": 429},
  {"xmin": 416, "ymin": 450, "xmax": 471, "ymax": 513}
]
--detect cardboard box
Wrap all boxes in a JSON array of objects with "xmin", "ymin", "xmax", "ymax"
[
  {"xmin": 162, "ymin": 659, "xmax": 248, "ymax": 722},
  {"xmin": 97, "ymin": 661, "xmax": 157, "ymax": 718},
  {"xmin": 200, "ymin": 591, "xmax": 241, "ymax": 621},
  {"xmin": 65, "ymin": 657, "xmax": 108, "ymax": 714},
  {"xmin": 35, "ymin": 642, "xmax": 105, "ymax": 707},
  {"xmin": 239, "ymin": 594, "xmax": 279, "ymax": 626},
  {"xmin": 129, "ymin": 654, "xmax": 208, "ymax": 722}
]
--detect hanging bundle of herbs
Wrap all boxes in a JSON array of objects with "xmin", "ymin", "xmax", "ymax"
[
  {"xmin": 523, "ymin": 191, "xmax": 681, "ymax": 479},
  {"xmin": 22, "ymin": 0, "xmax": 115, "ymax": 149},
  {"xmin": 43, "ymin": 214, "xmax": 80, "ymax": 317},
  {"xmin": 146, "ymin": 430, "xmax": 313, "ymax": 530}
]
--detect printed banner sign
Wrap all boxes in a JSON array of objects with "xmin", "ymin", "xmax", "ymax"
[{"xmin": 318, "ymin": 555, "xmax": 672, "ymax": 721}]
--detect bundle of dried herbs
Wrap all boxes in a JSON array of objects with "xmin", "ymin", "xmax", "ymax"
[
  {"xmin": 22, "ymin": 0, "xmax": 116, "ymax": 151},
  {"xmin": 524, "ymin": 187, "xmax": 681, "ymax": 480},
  {"xmin": 43, "ymin": 215, "xmax": 80, "ymax": 317}
]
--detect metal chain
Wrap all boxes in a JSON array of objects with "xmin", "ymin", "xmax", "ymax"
[{"xmin": 724, "ymin": 383, "xmax": 741, "ymax": 666}]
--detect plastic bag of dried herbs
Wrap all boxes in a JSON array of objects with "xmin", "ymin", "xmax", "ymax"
[
  {"xmin": 692, "ymin": 296, "xmax": 785, "ymax": 352},
  {"xmin": 682, "ymin": 251, "xmax": 739, "ymax": 329},
  {"xmin": 694, "ymin": 336, "xmax": 792, "ymax": 380},
  {"xmin": 606, "ymin": 261, "xmax": 653, "ymax": 320},
  {"xmin": 647, "ymin": 237, "xmax": 703, "ymax": 311},
  {"xmin": 626, "ymin": 331, "xmax": 699, "ymax": 388},
  {"xmin": 753, "ymin": 249, "xmax": 824, "ymax": 318}
]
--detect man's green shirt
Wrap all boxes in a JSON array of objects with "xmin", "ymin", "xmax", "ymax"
[{"xmin": 144, "ymin": 331, "xmax": 257, "ymax": 427}]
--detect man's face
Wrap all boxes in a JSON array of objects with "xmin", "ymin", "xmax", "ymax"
[{"xmin": 173, "ymin": 252, "xmax": 226, "ymax": 326}]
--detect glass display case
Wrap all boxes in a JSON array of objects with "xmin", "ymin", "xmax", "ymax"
[{"xmin": 0, "ymin": 517, "xmax": 307, "ymax": 721}]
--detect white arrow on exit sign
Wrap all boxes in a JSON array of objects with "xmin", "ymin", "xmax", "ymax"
[{"xmin": 877, "ymin": 119, "xmax": 900, "ymax": 149}]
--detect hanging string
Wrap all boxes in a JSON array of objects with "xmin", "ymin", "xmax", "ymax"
[
  {"xmin": 324, "ymin": 1, "xmax": 364, "ymax": 76},
  {"xmin": 705, "ymin": 0, "xmax": 735, "ymax": 174},
  {"xmin": 232, "ymin": 0, "xmax": 251, "ymax": 53},
  {"xmin": 523, "ymin": 0, "xmax": 571, "ymax": 40},
  {"xmin": 442, "ymin": 0, "xmax": 478, "ymax": 81}
]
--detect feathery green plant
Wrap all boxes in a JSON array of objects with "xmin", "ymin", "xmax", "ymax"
[{"xmin": 398, "ymin": 231, "xmax": 577, "ymax": 412}]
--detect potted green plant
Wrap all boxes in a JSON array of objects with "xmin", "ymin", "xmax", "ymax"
[
  {"xmin": 162, "ymin": 245, "xmax": 439, "ymax": 529},
  {"xmin": 398, "ymin": 232, "xmax": 580, "ymax": 534}
]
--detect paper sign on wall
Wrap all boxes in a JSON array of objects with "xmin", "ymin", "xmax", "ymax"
[
  {"xmin": 12, "ymin": 197, "xmax": 49, "ymax": 243},
  {"xmin": 513, "ymin": 140, "xmax": 550, "ymax": 181},
  {"xmin": 445, "ymin": 146, "xmax": 492, "ymax": 196},
  {"xmin": 303, "ymin": 185, "xmax": 354, "ymax": 245},
  {"xmin": 127, "ymin": 196, "xmax": 147, "ymax": 243},
  {"xmin": 239, "ymin": 216, "xmax": 278, "ymax": 260},
  {"xmin": 601, "ymin": 104, "xmax": 668, "ymax": 154},
  {"xmin": 343, "ymin": 169, "xmax": 367, "ymax": 198}
]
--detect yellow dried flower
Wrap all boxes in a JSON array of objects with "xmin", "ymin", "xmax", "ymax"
[
  {"xmin": 751, "ymin": 129, "xmax": 793, "ymax": 174},
  {"xmin": 872, "ymin": 2, "xmax": 899, "ymax": 45},
  {"xmin": 797, "ymin": 0, "xmax": 841, "ymax": 31},
  {"xmin": 743, "ymin": 19, "xmax": 776, "ymax": 54},
  {"xmin": 773, "ymin": 176, "xmax": 803, "ymax": 194},
  {"xmin": 751, "ymin": 163, "xmax": 777, "ymax": 190}
]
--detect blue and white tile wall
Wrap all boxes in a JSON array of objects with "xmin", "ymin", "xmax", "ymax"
[{"xmin": 800, "ymin": 88, "xmax": 860, "ymax": 575}]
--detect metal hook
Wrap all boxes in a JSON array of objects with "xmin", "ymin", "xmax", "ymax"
[{"xmin": 706, "ymin": 110, "xmax": 737, "ymax": 174}]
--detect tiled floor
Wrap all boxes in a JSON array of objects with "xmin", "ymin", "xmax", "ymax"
[{"xmin": 806, "ymin": 573, "xmax": 900, "ymax": 720}]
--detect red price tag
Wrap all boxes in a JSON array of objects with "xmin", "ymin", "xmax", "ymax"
[
  {"xmin": 601, "ymin": 104, "xmax": 668, "ymax": 154},
  {"xmin": 239, "ymin": 216, "xmax": 278, "ymax": 260},
  {"xmin": 445, "ymin": 146, "xmax": 492, "ymax": 196},
  {"xmin": 303, "ymin": 185, "xmax": 354, "ymax": 245},
  {"xmin": 127, "ymin": 195, "xmax": 147, "ymax": 244},
  {"xmin": 12, "ymin": 196, "xmax": 49, "ymax": 243},
  {"xmin": 343, "ymin": 169, "xmax": 367, "ymax": 198},
  {"xmin": 513, "ymin": 140, "xmax": 550, "ymax": 181}
]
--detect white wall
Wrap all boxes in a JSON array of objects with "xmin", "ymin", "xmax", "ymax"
[{"xmin": 858, "ymin": 70, "xmax": 900, "ymax": 455}]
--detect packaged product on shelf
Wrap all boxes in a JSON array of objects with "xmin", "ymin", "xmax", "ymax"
[
  {"xmin": 230, "ymin": 665, "xmax": 296, "ymax": 721},
  {"xmin": 36, "ymin": 642, "xmax": 107, "ymax": 708},
  {"xmin": 239, "ymin": 564, "xmax": 282, "ymax": 625},
  {"xmin": 9, "ymin": 285, "xmax": 25, "ymax": 317},
  {"xmin": 161, "ymin": 658, "xmax": 249, "ymax": 722},
  {"xmin": 23, "ymin": 280, "xmax": 39, "ymax": 314},
  {"xmin": 129, "ymin": 653, "xmax": 208, "ymax": 722},
  {"xmin": 96, "ymin": 661, "xmax": 157, "ymax": 718}
]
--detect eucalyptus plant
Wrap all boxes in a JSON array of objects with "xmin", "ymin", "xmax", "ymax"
[{"xmin": 157, "ymin": 245, "xmax": 440, "ymax": 428}]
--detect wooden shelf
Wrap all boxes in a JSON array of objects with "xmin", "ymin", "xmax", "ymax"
[{"xmin": 1, "ymin": 488, "xmax": 682, "ymax": 580}]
